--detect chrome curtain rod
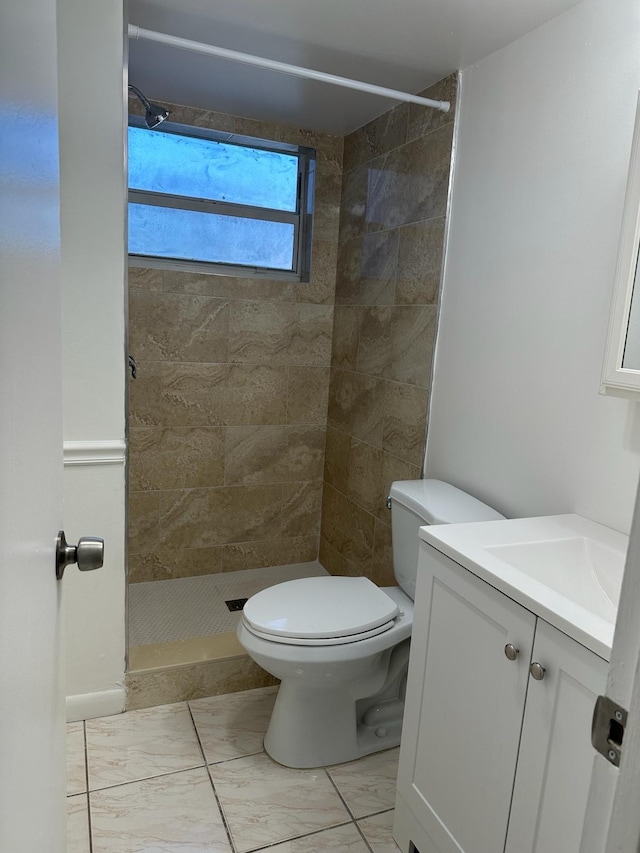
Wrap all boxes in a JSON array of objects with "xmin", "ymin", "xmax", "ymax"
[{"xmin": 128, "ymin": 24, "xmax": 450, "ymax": 114}]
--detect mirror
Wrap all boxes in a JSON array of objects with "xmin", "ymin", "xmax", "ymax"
[{"xmin": 602, "ymin": 92, "xmax": 640, "ymax": 396}]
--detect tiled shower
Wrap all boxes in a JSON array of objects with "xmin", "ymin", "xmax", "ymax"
[{"xmin": 126, "ymin": 74, "xmax": 457, "ymax": 707}]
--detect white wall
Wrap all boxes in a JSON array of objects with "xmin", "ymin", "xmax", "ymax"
[
  {"xmin": 426, "ymin": 0, "xmax": 640, "ymax": 534},
  {"xmin": 57, "ymin": 1, "xmax": 127, "ymax": 719}
]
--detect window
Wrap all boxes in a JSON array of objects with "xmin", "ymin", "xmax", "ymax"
[{"xmin": 128, "ymin": 118, "xmax": 315, "ymax": 280}]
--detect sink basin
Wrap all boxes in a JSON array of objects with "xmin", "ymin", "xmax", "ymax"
[
  {"xmin": 484, "ymin": 537, "xmax": 622, "ymax": 623},
  {"xmin": 420, "ymin": 514, "xmax": 629, "ymax": 659}
]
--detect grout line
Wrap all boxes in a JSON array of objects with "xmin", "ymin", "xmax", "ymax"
[
  {"xmin": 354, "ymin": 818, "xmax": 376, "ymax": 853},
  {"xmin": 83, "ymin": 721, "xmax": 94, "ymax": 853},
  {"xmin": 243, "ymin": 818, "xmax": 355, "ymax": 853},
  {"xmin": 86, "ymin": 763, "xmax": 206, "ymax": 795},
  {"xmin": 188, "ymin": 704, "xmax": 237, "ymax": 853},
  {"xmin": 324, "ymin": 767, "xmax": 356, "ymax": 821}
]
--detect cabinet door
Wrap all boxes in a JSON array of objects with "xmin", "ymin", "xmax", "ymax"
[
  {"xmin": 395, "ymin": 546, "xmax": 536, "ymax": 853},
  {"xmin": 504, "ymin": 620, "xmax": 608, "ymax": 853}
]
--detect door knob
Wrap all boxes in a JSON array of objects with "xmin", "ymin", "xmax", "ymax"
[{"xmin": 56, "ymin": 530, "xmax": 104, "ymax": 580}]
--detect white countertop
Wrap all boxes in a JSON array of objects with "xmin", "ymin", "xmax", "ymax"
[{"xmin": 420, "ymin": 514, "xmax": 629, "ymax": 661}]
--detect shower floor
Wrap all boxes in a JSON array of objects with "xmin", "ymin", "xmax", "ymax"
[{"xmin": 128, "ymin": 561, "xmax": 327, "ymax": 672}]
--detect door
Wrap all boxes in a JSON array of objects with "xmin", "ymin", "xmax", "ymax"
[
  {"xmin": 0, "ymin": 1, "xmax": 66, "ymax": 852},
  {"xmin": 395, "ymin": 546, "xmax": 536, "ymax": 853},
  {"xmin": 506, "ymin": 621, "xmax": 608, "ymax": 853}
]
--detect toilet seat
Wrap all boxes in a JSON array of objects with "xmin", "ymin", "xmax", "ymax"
[{"xmin": 242, "ymin": 576, "xmax": 401, "ymax": 646}]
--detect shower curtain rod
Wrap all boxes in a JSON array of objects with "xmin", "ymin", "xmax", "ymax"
[{"xmin": 128, "ymin": 24, "xmax": 451, "ymax": 113}]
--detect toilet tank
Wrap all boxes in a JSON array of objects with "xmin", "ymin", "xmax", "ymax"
[{"xmin": 389, "ymin": 479, "xmax": 504, "ymax": 600}]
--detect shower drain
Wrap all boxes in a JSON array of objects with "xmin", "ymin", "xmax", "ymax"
[{"xmin": 225, "ymin": 597, "xmax": 248, "ymax": 612}]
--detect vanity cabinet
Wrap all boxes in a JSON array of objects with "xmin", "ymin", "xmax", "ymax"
[{"xmin": 394, "ymin": 544, "xmax": 608, "ymax": 853}]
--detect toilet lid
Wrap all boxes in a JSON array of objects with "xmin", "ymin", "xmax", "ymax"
[{"xmin": 242, "ymin": 576, "xmax": 400, "ymax": 642}]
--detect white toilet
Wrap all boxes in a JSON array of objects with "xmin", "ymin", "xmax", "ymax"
[{"xmin": 237, "ymin": 479, "xmax": 504, "ymax": 768}]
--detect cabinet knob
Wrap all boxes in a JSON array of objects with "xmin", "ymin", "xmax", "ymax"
[
  {"xmin": 530, "ymin": 662, "xmax": 546, "ymax": 681},
  {"xmin": 504, "ymin": 644, "xmax": 519, "ymax": 661}
]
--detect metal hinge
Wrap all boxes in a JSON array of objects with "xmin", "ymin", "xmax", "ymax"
[{"xmin": 591, "ymin": 695, "xmax": 628, "ymax": 767}]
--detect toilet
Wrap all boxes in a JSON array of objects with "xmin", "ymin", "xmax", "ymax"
[{"xmin": 237, "ymin": 479, "xmax": 504, "ymax": 768}]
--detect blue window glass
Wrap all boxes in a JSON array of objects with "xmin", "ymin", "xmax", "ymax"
[
  {"xmin": 129, "ymin": 126, "xmax": 299, "ymax": 212},
  {"xmin": 128, "ymin": 203, "xmax": 295, "ymax": 270},
  {"xmin": 127, "ymin": 120, "xmax": 313, "ymax": 278}
]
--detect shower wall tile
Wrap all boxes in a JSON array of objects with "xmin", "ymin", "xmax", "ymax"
[
  {"xmin": 320, "ymin": 484, "xmax": 375, "ymax": 574},
  {"xmin": 320, "ymin": 73, "xmax": 457, "ymax": 582},
  {"xmin": 129, "ymin": 291, "xmax": 229, "ymax": 363},
  {"xmin": 158, "ymin": 485, "xmax": 283, "ymax": 551},
  {"xmin": 343, "ymin": 102, "xmax": 409, "ymax": 174},
  {"xmin": 327, "ymin": 369, "xmax": 385, "ymax": 447},
  {"xmin": 228, "ymin": 302, "xmax": 333, "ymax": 367},
  {"xmin": 323, "ymin": 427, "xmax": 351, "ymax": 492},
  {"xmin": 407, "ymin": 73, "xmax": 458, "ymax": 143},
  {"xmin": 128, "ymin": 105, "xmax": 342, "ymax": 585},
  {"xmin": 372, "ymin": 519, "xmax": 394, "ymax": 587},
  {"xmin": 395, "ymin": 218, "xmax": 446, "ymax": 305},
  {"xmin": 129, "ymin": 426, "xmax": 225, "ymax": 491},
  {"xmin": 129, "ymin": 547, "xmax": 223, "ymax": 584},
  {"xmin": 281, "ymin": 480, "xmax": 323, "ymax": 538},
  {"xmin": 285, "ymin": 367, "xmax": 329, "ymax": 424},
  {"xmin": 221, "ymin": 535, "xmax": 317, "ymax": 573},
  {"xmin": 356, "ymin": 304, "xmax": 437, "ymax": 387},
  {"xmin": 381, "ymin": 380, "xmax": 428, "ymax": 467},
  {"xmin": 161, "ymin": 364, "xmax": 289, "ymax": 427},
  {"xmin": 224, "ymin": 426, "xmax": 325, "ymax": 485},
  {"xmin": 129, "ymin": 491, "xmax": 161, "ymax": 556},
  {"xmin": 129, "ymin": 360, "xmax": 163, "ymax": 427},
  {"xmin": 129, "ymin": 266, "xmax": 164, "ymax": 292}
]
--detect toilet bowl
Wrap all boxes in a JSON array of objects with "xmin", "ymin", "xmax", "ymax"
[{"xmin": 237, "ymin": 479, "xmax": 504, "ymax": 768}]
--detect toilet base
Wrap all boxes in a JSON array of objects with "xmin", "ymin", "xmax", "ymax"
[{"xmin": 264, "ymin": 641, "xmax": 410, "ymax": 768}]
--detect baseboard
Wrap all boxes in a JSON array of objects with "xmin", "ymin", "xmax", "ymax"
[{"xmin": 66, "ymin": 686, "xmax": 125, "ymax": 722}]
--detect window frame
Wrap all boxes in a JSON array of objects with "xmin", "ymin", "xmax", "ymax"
[{"xmin": 127, "ymin": 116, "xmax": 315, "ymax": 282}]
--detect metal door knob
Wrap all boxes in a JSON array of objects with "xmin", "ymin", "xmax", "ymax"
[
  {"xmin": 530, "ymin": 662, "xmax": 546, "ymax": 681},
  {"xmin": 56, "ymin": 530, "xmax": 104, "ymax": 580},
  {"xmin": 504, "ymin": 644, "xmax": 519, "ymax": 661}
]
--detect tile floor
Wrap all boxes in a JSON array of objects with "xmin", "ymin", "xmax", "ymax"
[{"xmin": 66, "ymin": 685, "xmax": 402, "ymax": 852}]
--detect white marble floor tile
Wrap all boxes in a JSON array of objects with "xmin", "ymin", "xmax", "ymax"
[
  {"xmin": 327, "ymin": 748, "xmax": 399, "ymax": 818},
  {"xmin": 209, "ymin": 752, "xmax": 350, "ymax": 853},
  {"xmin": 358, "ymin": 809, "xmax": 402, "ymax": 852},
  {"xmin": 260, "ymin": 822, "xmax": 371, "ymax": 852},
  {"xmin": 67, "ymin": 794, "xmax": 90, "ymax": 853},
  {"xmin": 90, "ymin": 767, "xmax": 231, "ymax": 853},
  {"xmin": 66, "ymin": 721, "xmax": 86, "ymax": 796},
  {"xmin": 86, "ymin": 702, "xmax": 204, "ymax": 791},
  {"xmin": 190, "ymin": 686, "xmax": 277, "ymax": 764}
]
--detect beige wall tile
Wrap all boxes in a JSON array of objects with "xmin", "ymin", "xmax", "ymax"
[
  {"xmin": 128, "ymin": 547, "xmax": 223, "ymax": 584},
  {"xmin": 163, "ymin": 269, "xmax": 295, "ymax": 302},
  {"xmin": 407, "ymin": 72, "xmax": 458, "ymax": 143},
  {"xmin": 162, "ymin": 364, "xmax": 288, "ymax": 426},
  {"xmin": 318, "ymin": 535, "xmax": 345, "ymax": 576},
  {"xmin": 129, "ymin": 360, "xmax": 163, "ymax": 427},
  {"xmin": 128, "ymin": 266, "xmax": 164, "ymax": 292},
  {"xmin": 228, "ymin": 302, "xmax": 333, "ymax": 367},
  {"xmin": 343, "ymin": 103, "xmax": 409, "ymax": 174},
  {"xmin": 224, "ymin": 426, "xmax": 325, "ymax": 485},
  {"xmin": 395, "ymin": 218, "xmax": 445, "ymax": 305},
  {"xmin": 338, "ymin": 165, "xmax": 369, "ymax": 245},
  {"xmin": 372, "ymin": 519, "xmax": 394, "ymax": 587},
  {"xmin": 158, "ymin": 485, "xmax": 283, "ymax": 550},
  {"xmin": 336, "ymin": 230, "xmax": 398, "ymax": 306},
  {"xmin": 381, "ymin": 381, "xmax": 428, "ymax": 467},
  {"xmin": 286, "ymin": 367, "xmax": 329, "ymax": 424},
  {"xmin": 128, "ymin": 491, "xmax": 160, "ymax": 555},
  {"xmin": 323, "ymin": 427, "xmax": 351, "ymax": 492},
  {"xmin": 129, "ymin": 426, "xmax": 225, "ymax": 491},
  {"xmin": 281, "ymin": 481, "xmax": 323, "ymax": 538},
  {"xmin": 313, "ymin": 172, "xmax": 342, "ymax": 243},
  {"xmin": 331, "ymin": 306, "xmax": 361, "ymax": 371},
  {"xmin": 295, "ymin": 239, "xmax": 338, "ymax": 305},
  {"xmin": 129, "ymin": 291, "xmax": 229, "ymax": 363},
  {"xmin": 221, "ymin": 536, "xmax": 318, "ymax": 573},
  {"xmin": 320, "ymin": 484, "xmax": 374, "ymax": 572},
  {"xmin": 348, "ymin": 442, "xmax": 420, "ymax": 522},
  {"xmin": 327, "ymin": 369, "xmax": 385, "ymax": 446},
  {"xmin": 356, "ymin": 305, "xmax": 437, "ymax": 387}
]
